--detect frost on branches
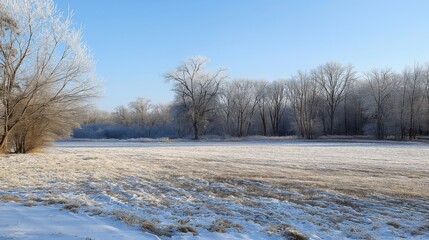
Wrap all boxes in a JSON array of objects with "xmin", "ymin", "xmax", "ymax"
[{"xmin": 0, "ymin": 0, "xmax": 97, "ymax": 153}]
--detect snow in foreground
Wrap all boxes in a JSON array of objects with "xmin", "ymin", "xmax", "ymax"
[
  {"xmin": 0, "ymin": 140, "xmax": 429, "ymax": 239},
  {"xmin": 0, "ymin": 202, "xmax": 158, "ymax": 240},
  {"xmin": 0, "ymin": 202, "xmax": 276, "ymax": 240}
]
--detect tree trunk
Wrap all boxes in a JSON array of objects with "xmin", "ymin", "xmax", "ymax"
[
  {"xmin": 193, "ymin": 120, "xmax": 199, "ymax": 140},
  {"xmin": 321, "ymin": 111, "xmax": 327, "ymax": 135},
  {"xmin": 0, "ymin": 135, "xmax": 8, "ymax": 153},
  {"xmin": 0, "ymin": 115, "xmax": 9, "ymax": 153},
  {"xmin": 260, "ymin": 112, "xmax": 267, "ymax": 136},
  {"xmin": 376, "ymin": 116, "xmax": 384, "ymax": 139},
  {"xmin": 409, "ymin": 103, "xmax": 415, "ymax": 139},
  {"xmin": 329, "ymin": 108, "xmax": 335, "ymax": 135},
  {"xmin": 344, "ymin": 95, "xmax": 348, "ymax": 135}
]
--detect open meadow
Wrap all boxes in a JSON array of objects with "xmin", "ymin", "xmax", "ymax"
[
  {"xmin": 0, "ymin": 139, "xmax": 428, "ymax": 239},
  {"xmin": 2, "ymin": 1, "xmax": 429, "ymax": 239}
]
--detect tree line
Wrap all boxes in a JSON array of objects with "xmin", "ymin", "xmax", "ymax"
[
  {"xmin": 3, "ymin": 0, "xmax": 427, "ymax": 153},
  {"xmin": 78, "ymin": 56, "xmax": 429, "ymax": 141}
]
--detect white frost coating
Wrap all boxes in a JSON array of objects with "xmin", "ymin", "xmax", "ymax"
[
  {"xmin": 0, "ymin": 140, "xmax": 428, "ymax": 239},
  {"xmin": 0, "ymin": 202, "xmax": 160, "ymax": 240}
]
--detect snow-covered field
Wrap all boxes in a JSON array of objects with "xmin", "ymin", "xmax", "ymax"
[{"xmin": 0, "ymin": 139, "xmax": 428, "ymax": 239}]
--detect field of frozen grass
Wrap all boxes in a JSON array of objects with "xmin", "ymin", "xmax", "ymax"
[{"xmin": 0, "ymin": 139, "xmax": 429, "ymax": 239}]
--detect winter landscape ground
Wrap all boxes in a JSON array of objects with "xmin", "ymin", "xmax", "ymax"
[{"xmin": 0, "ymin": 139, "xmax": 428, "ymax": 240}]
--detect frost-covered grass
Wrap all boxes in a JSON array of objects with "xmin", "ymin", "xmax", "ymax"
[{"xmin": 0, "ymin": 139, "xmax": 428, "ymax": 239}]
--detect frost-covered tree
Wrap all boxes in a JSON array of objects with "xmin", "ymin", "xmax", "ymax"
[
  {"xmin": 312, "ymin": 62, "xmax": 355, "ymax": 135},
  {"xmin": 254, "ymin": 80, "xmax": 270, "ymax": 136},
  {"xmin": 399, "ymin": 65, "xmax": 426, "ymax": 139},
  {"xmin": 150, "ymin": 103, "xmax": 171, "ymax": 126},
  {"xmin": 342, "ymin": 81, "xmax": 367, "ymax": 135},
  {"xmin": 267, "ymin": 80, "xmax": 288, "ymax": 136},
  {"xmin": 0, "ymin": 0, "xmax": 97, "ymax": 153},
  {"xmin": 222, "ymin": 79, "xmax": 261, "ymax": 137},
  {"xmin": 363, "ymin": 68, "xmax": 397, "ymax": 139},
  {"xmin": 113, "ymin": 105, "xmax": 131, "ymax": 126},
  {"xmin": 129, "ymin": 97, "xmax": 151, "ymax": 125},
  {"xmin": 82, "ymin": 109, "xmax": 113, "ymax": 124},
  {"xmin": 165, "ymin": 56, "xmax": 227, "ymax": 139},
  {"xmin": 425, "ymin": 65, "xmax": 429, "ymax": 132},
  {"xmin": 287, "ymin": 71, "xmax": 321, "ymax": 139}
]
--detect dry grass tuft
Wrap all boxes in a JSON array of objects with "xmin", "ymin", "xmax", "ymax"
[
  {"xmin": 63, "ymin": 203, "xmax": 80, "ymax": 213},
  {"xmin": 112, "ymin": 210, "xmax": 173, "ymax": 237},
  {"xmin": 105, "ymin": 190, "xmax": 129, "ymax": 203},
  {"xmin": 27, "ymin": 196, "xmax": 44, "ymax": 202},
  {"xmin": 208, "ymin": 218, "xmax": 243, "ymax": 233},
  {"xmin": 0, "ymin": 195, "xmax": 21, "ymax": 202},
  {"xmin": 113, "ymin": 210, "xmax": 145, "ymax": 226},
  {"xmin": 411, "ymin": 222, "xmax": 429, "ymax": 236},
  {"xmin": 177, "ymin": 218, "xmax": 191, "ymax": 225},
  {"xmin": 387, "ymin": 221, "xmax": 402, "ymax": 229},
  {"xmin": 46, "ymin": 197, "xmax": 68, "ymax": 205},
  {"xmin": 267, "ymin": 224, "xmax": 309, "ymax": 240},
  {"xmin": 141, "ymin": 219, "xmax": 173, "ymax": 237},
  {"xmin": 89, "ymin": 209, "xmax": 104, "ymax": 216},
  {"xmin": 140, "ymin": 220, "xmax": 157, "ymax": 233},
  {"xmin": 22, "ymin": 201, "xmax": 37, "ymax": 207},
  {"xmin": 176, "ymin": 225, "xmax": 198, "ymax": 236}
]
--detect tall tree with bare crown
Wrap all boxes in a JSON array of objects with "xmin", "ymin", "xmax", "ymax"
[{"xmin": 165, "ymin": 57, "xmax": 227, "ymax": 140}]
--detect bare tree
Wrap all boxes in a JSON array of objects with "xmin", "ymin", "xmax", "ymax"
[
  {"xmin": 165, "ymin": 56, "xmax": 227, "ymax": 139},
  {"xmin": 287, "ymin": 71, "xmax": 320, "ymax": 139},
  {"xmin": 113, "ymin": 105, "xmax": 131, "ymax": 126},
  {"xmin": 363, "ymin": 68, "xmax": 397, "ymax": 139},
  {"xmin": 0, "ymin": 0, "xmax": 97, "ymax": 153},
  {"xmin": 312, "ymin": 62, "xmax": 355, "ymax": 135},
  {"xmin": 254, "ymin": 81, "xmax": 269, "ymax": 136},
  {"xmin": 146, "ymin": 103, "xmax": 171, "ymax": 137},
  {"xmin": 222, "ymin": 79, "xmax": 261, "ymax": 137},
  {"xmin": 129, "ymin": 97, "xmax": 151, "ymax": 125},
  {"xmin": 150, "ymin": 103, "xmax": 171, "ymax": 126},
  {"xmin": 82, "ymin": 109, "xmax": 113, "ymax": 124},
  {"xmin": 346, "ymin": 82, "xmax": 367, "ymax": 135},
  {"xmin": 267, "ymin": 80, "xmax": 288, "ymax": 136},
  {"xmin": 12, "ymin": 103, "xmax": 80, "ymax": 153},
  {"xmin": 425, "ymin": 65, "xmax": 429, "ymax": 133},
  {"xmin": 400, "ymin": 65, "xmax": 426, "ymax": 139}
]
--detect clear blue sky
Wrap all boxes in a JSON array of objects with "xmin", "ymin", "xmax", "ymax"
[{"xmin": 56, "ymin": 0, "xmax": 429, "ymax": 111}]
